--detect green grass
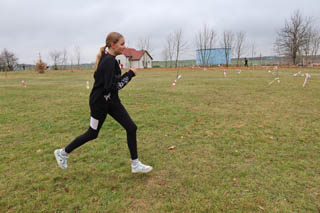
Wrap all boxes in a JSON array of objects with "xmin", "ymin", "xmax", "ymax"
[
  {"xmin": 152, "ymin": 60, "xmax": 196, "ymax": 68},
  {"xmin": 1, "ymin": 67, "xmax": 320, "ymax": 212}
]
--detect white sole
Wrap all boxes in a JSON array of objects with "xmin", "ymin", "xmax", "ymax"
[
  {"xmin": 132, "ymin": 167, "xmax": 153, "ymax": 173},
  {"xmin": 54, "ymin": 150, "xmax": 67, "ymax": 169}
]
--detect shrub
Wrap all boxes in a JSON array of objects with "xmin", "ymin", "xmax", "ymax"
[{"xmin": 35, "ymin": 59, "xmax": 46, "ymax": 73}]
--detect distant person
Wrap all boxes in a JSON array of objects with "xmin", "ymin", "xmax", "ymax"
[
  {"xmin": 244, "ymin": 58, "xmax": 248, "ymax": 67},
  {"xmin": 22, "ymin": 65, "xmax": 25, "ymax": 70},
  {"xmin": 54, "ymin": 32, "xmax": 152, "ymax": 173}
]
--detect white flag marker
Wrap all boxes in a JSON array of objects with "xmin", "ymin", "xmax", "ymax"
[{"xmin": 302, "ymin": 73, "xmax": 311, "ymax": 88}]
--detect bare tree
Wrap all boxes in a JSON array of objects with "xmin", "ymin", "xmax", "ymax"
[
  {"xmin": 74, "ymin": 46, "xmax": 81, "ymax": 69},
  {"xmin": 49, "ymin": 50, "xmax": 61, "ymax": 70},
  {"xmin": 165, "ymin": 33, "xmax": 175, "ymax": 67},
  {"xmin": 69, "ymin": 52, "xmax": 74, "ymax": 71},
  {"xmin": 301, "ymin": 26, "xmax": 319, "ymax": 66},
  {"xmin": 173, "ymin": 29, "xmax": 188, "ymax": 68},
  {"xmin": 274, "ymin": 38, "xmax": 283, "ymax": 65},
  {"xmin": 162, "ymin": 48, "xmax": 169, "ymax": 68},
  {"xmin": 61, "ymin": 48, "xmax": 68, "ymax": 70},
  {"xmin": 0, "ymin": 49, "xmax": 18, "ymax": 78},
  {"xmin": 0, "ymin": 55, "xmax": 5, "ymax": 71},
  {"xmin": 195, "ymin": 24, "xmax": 217, "ymax": 66},
  {"xmin": 138, "ymin": 36, "xmax": 153, "ymax": 53},
  {"xmin": 221, "ymin": 31, "xmax": 234, "ymax": 67},
  {"xmin": 311, "ymin": 29, "xmax": 320, "ymax": 63},
  {"xmin": 251, "ymin": 42, "xmax": 256, "ymax": 59},
  {"xmin": 275, "ymin": 10, "xmax": 312, "ymax": 65},
  {"xmin": 234, "ymin": 32, "xmax": 246, "ymax": 66},
  {"xmin": 138, "ymin": 36, "xmax": 153, "ymax": 68}
]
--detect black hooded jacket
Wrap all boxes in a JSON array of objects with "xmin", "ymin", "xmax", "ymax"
[{"xmin": 89, "ymin": 52, "xmax": 135, "ymax": 108}]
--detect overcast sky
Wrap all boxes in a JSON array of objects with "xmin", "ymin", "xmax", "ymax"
[{"xmin": 0, "ymin": 0, "xmax": 319, "ymax": 64}]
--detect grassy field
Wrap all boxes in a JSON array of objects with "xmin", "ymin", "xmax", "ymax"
[
  {"xmin": 152, "ymin": 60, "xmax": 196, "ymax": 68},
  {"xmin": 1, "ymin": 67, "xmax": 320, "ymax": 212}
]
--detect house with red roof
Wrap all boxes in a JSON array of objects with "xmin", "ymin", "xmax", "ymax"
[{"xmin": 116, "ymin": 48, "xmax": 153, "ymax": 69}]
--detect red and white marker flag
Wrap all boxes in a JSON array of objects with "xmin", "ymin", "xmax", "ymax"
[
  {"xmin": 171, "ymin": 75, "xmax": 181, "ymax": 87},
  {"xmin": 293, "ymin": 71, "xmax": 301, "ymax": 77},
  {"xmin": 21, "ymin": 80, "xmax": 27, "ymax": 87},
  {"xmin": 268, "ymin": 77, "xmax": 280, "ymax": 85},
  {"xmin": 303, "ymin": 73, "xmax": 311, "ymax": 88}
]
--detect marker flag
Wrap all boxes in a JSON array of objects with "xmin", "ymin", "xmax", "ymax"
[
  {"xmin": 303, "ymin": 73, "xmax": 311, "ymax": 88},
  {"xmin": 21, "ymin": 80, "xmax": 27, "ymax": 87}
]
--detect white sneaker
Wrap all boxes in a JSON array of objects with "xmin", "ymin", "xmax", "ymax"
[
  {"xmin": 54, "ymin": 148, "xmax": 68, "ymax": 169},
  {"xmin": 131, "ymin": 161, "xmax": 153, "ymax": 173}
]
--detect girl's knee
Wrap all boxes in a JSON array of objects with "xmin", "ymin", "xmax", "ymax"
[
  {"xmin": 127, "ymin": 124, "xmax": 137, "ymax": 133},
  {"xmin": 87, "ymin": 128, "xmax": 99, "ymax": 140}
]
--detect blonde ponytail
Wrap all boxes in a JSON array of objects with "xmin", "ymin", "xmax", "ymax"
[{"xmin": 94, "ymin": 46, "xmax": 106, "ymax": 71}]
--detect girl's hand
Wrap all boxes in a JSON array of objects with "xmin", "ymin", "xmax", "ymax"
[{"xmin": 130, "ymin": 67, "xmax": 137, "ymax": 76}]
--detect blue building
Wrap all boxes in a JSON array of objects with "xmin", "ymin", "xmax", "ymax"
[{"xmin": 196, "ymin": 48, "xmax": 231, "ymax": 66}]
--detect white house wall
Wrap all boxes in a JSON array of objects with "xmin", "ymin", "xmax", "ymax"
[
  {"xmin": 116, "ymin": 52, "xmax": 153, "ymax": 69},
  {"xmin": 140, "ymin": 53, "xmax": 152, "ymax": 68},
  {"xmin": 131, "ymin": 61, "xmax": 140, "ymax": 68},
  {"xmin": 116, "ymin": 55, "xmax": 129, "ymax": 68}
]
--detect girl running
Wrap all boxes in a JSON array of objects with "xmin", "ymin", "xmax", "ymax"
[{"xmin": 54, "ymin": 32, "xmax": 152, "ymax": 173}]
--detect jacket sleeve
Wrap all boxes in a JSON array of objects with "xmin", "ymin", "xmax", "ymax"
[
  {"xmin": 102, "ymin": 58, "xmax": 135, "ymax": 93},
  {"xmin": 114, "ymin": 70, "xmax": 135, "ymax": 90}
]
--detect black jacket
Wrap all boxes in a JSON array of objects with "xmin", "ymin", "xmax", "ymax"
[{"xmin": 89, "ymin": 52, "xmax": 135, "ymax": 107}]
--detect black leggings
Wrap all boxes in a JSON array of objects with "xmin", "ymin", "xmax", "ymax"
[{"xmin": 64, "ymin": 101, "xmax": 138, "ymax": 160}]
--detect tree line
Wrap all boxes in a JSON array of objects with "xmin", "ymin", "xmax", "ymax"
[
  {"xmin": 0, "ymin": 49, "xmax": 18, "ymax": 71},
  {"xmin": 47, "ymin": 46, "xmax": 82, "ymax": 70},
  {"xmin": 160, "ymin": 10, "xmax": 319, "ymax": 67},
  {"xmin": 1, "ymin": 9, "xmax": 319, "ymax": 71},
  {"xmin": 0, "ymin": 46, "xmax": 83, "ymax": 72},
  {"xmin": 275, "ymin": 10, "xmax": 320, "ymax": 65},
  {"xmin": 158, "ymin": 26, "xmax": 254, "ymax": 67}
]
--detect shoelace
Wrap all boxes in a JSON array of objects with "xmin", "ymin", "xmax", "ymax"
[{"xmin": 60, "ymin": 152, "xmax": 69, "ymax": 159}]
